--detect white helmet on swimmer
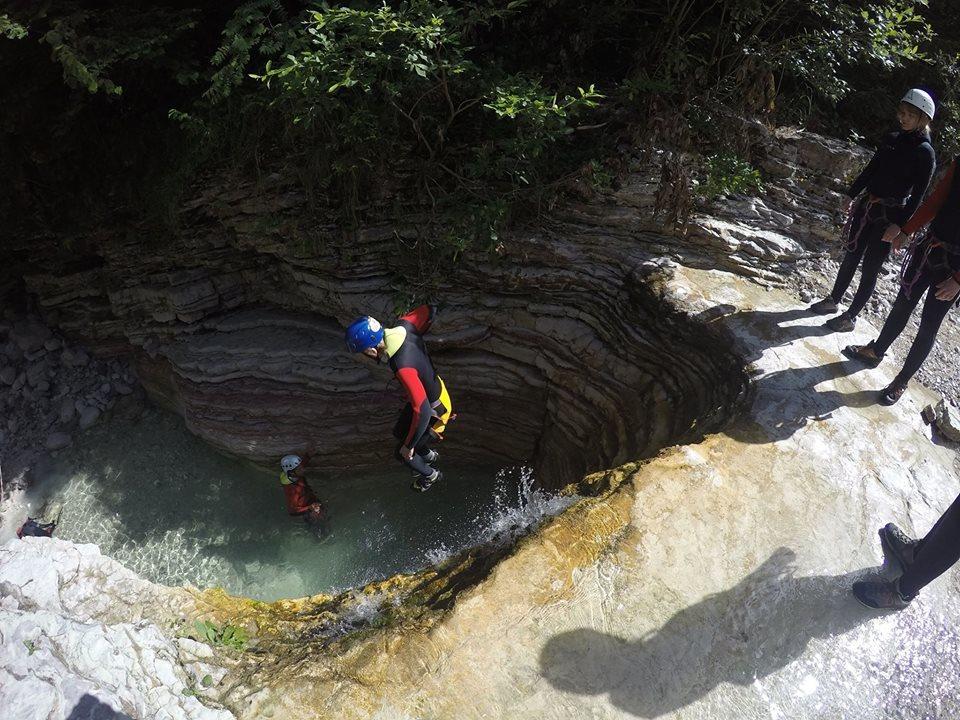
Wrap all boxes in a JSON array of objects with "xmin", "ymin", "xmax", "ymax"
[
  {"xmin": 281, "ymin": 454, "xmax": 302, "ymax": 473},
  {"xmin": 901, "ymin": 88, "xmax": 935, "ymax": 121}
]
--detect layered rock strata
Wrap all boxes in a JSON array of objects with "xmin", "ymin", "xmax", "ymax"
[
  {"xmin": 4, "ymin": 265, "xmax": 960, "ymax": 719},
  {"xmin": 6, "ymin": 125, "xmax": 862, "ymax": 486}
]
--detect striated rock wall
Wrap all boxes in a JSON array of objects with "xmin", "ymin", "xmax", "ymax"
[{"xmin": 5, "ymin": 124, "xmax": 863, "ymax": 486}]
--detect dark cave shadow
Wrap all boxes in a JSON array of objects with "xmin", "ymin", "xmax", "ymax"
[
  {"xmin": 65, "ymin": 694, "xmax": 132, "ymax": 720},
  {"xmin": 539, "ymin": 548, "xmax": 877, "ymax": 718}
]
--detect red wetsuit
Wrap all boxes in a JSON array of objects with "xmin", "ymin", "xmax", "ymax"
[{"xmin": 281, "ymin": 472, "xmax": 320, "ymax": 515}]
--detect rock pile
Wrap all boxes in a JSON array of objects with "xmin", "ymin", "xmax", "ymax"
[{"xmin": 0, "ymin": 308, "xmax": 138, "ymax": 479}]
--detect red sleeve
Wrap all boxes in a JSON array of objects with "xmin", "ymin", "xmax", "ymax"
[
  {"xmin": 903, "ymin": 161, "xmax": 955, "ymax": 235},
  {"xmin": 396, "ymin": 367, "xmax": 431, "ymax": 446},
  {"xmin": 399, "ymin": 305, "xmax": 435, "ymax": 334}
]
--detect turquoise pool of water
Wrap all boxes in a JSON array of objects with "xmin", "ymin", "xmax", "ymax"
[{"xmin": 13, "ymin": 403, "xmax": 570, "ymax": 601}]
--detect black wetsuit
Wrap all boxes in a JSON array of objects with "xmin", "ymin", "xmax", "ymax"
[
  {"xmin": 829, "ymin": 130, "xmax": 936, "ymax": 318},
  {"xmin": 873, "ymin": 160, "xmax": 960, "ymax": 386},
  {"xmin": 899, "ymin": 491, "xmax": 960, "ymax": 598},
  {"xmin": 386, "ymin": 305, "xmax": 452, "ymax": 476}
]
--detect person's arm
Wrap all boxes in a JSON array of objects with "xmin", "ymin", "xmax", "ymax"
[
  {"xmin": 902, "ymin": 161, "xmax": 956, "ymax": 235},
  {"xmin": 900, "ymin": 144, "xmax": 936, "ymax": 225},
  {"xmin": 396, "ymin": 367, "xmax": 432, "ymax": 449},
  {"xmin": 846, "ymin": 149, "xmax": 881, "ymax": 199},
  {"xmin": 399, "ymin": 304, "xmax": 436, "ymax": 335}
]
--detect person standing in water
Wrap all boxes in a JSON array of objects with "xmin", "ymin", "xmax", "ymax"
[
  {"xmin": 810, "ymin": 89, "xmax": 936, "ymax": 332},
  {"xmin": 842, "ymin": 154, "xmax": 960, "ymax": 404},
  {"xmin": 853, "ymin": 494, "xmax": 960, "ymax": 609},
  {"xmin": 279, "ymin": 452, "xmax": 327, "ymax": 534},
  {"xmin": 344, "ymin": 305, "xmax": 454, "ymax": 492}
]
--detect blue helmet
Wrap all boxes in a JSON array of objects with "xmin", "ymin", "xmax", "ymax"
[{"xmin": 345, "ymin": 316, "xmax": 384, "ymax": 352}]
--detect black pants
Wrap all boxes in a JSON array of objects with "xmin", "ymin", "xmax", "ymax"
[
  {"xmin": 830, "ymin": 221, "xmax": 891, "ymax": 318},
  {"xmin": 392, "ymin": 403, "xmax": 437, "ymax": 476},
  {"xmin": 873, "ymin": 262, "xmax": 954, "ymax": 386},
  {"xmin": 899, "ymin": 492, "xmax": 960, "ymax": 597}
]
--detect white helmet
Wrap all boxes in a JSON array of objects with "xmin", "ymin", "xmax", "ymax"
[
  {"xmin": 281, "ymin": 455, "xmax": 302, "ymax": 473},
  {"xmin": 901, "ymin": 88, "xmax": 935, "ymax": 120}
]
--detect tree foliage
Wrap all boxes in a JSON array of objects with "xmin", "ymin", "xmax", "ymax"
[{"xmin": 0, "ymin": 0, "xmax": 957, "ymax": 240}]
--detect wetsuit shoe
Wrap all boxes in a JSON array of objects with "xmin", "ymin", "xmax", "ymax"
[
  {"xmin": 879, "ymin": 523, "xmax": 919, "ymax": 575},
  {"xmin": 825, "ymin": 312, "xmax": 856, "ymax": 333},
  {"xmin": 879, "ymin": 382, "xmax": 907, "ymax": 406},
  {"xmin": 808, "ymin": 298, "xmax": 839, "ymax": 315},
  {"xmin": 852, "ymin": 578, "xmax": 914, "ymax": 610},
  {"xmin": 423, "ymin": 449, "xmax": 439, "ymax": 463},
  {"xmin": 412, "ymin": 470, "xmax": 442, "ymax": 492},
  {"xmin": 842, "ymin": 342, "xmax": 883, "ymax": 368}
]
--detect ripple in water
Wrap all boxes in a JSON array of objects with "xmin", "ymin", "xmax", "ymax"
[{"xmin": 11, "ymin": 405, "xmax": 576, "ymax": 601}]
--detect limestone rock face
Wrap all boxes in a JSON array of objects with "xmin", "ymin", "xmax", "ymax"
[
  {"xmin": 0, "ymin": 538, "xmax": 232, "ymax": 720},
  {"xmin": 6, "ymin": 125, "xmax": 862, "ymax": 487},
  {"xmin": 5, "ymin": 264, "xmax": 960, "ymax": 720}
]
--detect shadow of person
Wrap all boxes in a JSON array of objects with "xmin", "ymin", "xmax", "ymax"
[
  {"xmin": 65, "ymin": 694, "xmax": 132, "ymax": 720},
  {"xmin": 539, "ymin": 548, "xmax": 876, "ymax": 718},
  {"xmin": 723, "ymin": 359, "xmax": 882, "ymax": 443},
  {"xmin": 690, "ymin": 305, "xmax": 838, "ymax": 367}
]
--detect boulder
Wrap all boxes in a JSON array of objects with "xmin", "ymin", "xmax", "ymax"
[
  {"xmin": 45, "ymin": 432, "xmax": 71, "ymax": 450},
  {"xmin": 78, "ymin": 405, "xmax": 101, "ymax": 430},
  {"xmin": 922, "ymin": 399, "xmax": 960, "ymax": 443}
]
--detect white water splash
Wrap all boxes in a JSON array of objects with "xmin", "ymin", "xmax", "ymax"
[{"xmin": 423, "ymin": 467, "xmax": 578, "ymax": 566}]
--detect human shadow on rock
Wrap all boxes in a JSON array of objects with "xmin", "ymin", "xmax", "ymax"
[
  {"xmin": 65, "ymin": 694, "xmax": 132, "ymax": 720},
  {"xmin": 723, "ymin": 359, "xmax": 880, "ymax": 443},
  {"xmin": 690, "ymin": 305, "xmax": 837, "ymax": 367},
  {"xmin": 539, "ymin": 548, "xmax": 874, "ymax": 718}
]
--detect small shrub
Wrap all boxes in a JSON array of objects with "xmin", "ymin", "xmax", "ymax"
[
  {"xmin": 698, "ymin": 153, "xmax": 765, "ymax": 200},
  {"xmin": 192, "ymin": 619, "xmax": 248, "ymax": 651}
]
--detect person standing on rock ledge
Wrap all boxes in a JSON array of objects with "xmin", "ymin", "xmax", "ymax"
[
  {"xmin": 842, "ymin": 154, "xmax": 960, "ymax": 404},
  {"xmin": 345, "ymin": 305, "xmax": 454, "ymax": 492},
  {"xmin": 810, "ymin": 88, "xmax": 937, "ymax": 333}
]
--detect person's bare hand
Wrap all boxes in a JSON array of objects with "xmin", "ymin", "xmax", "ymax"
[
  {"xmin": 400, "ymin": 445, "xmax": 414, "ymax": 461},
  {"xmin": 935, "ymin": 276, "xmax": 960, "ymax": 301}
]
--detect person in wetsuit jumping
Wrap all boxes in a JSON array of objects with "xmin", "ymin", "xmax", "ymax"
[
  {"xmin": 345, "ymin": 305, "xmax": 453, "ymax": 492},
  {"xmin": 809, "ymin": 88, "xmax": 937, "ymax": 332}
]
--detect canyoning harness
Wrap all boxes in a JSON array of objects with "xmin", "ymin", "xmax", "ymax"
[
  {"xmin": 899, "ymin": 228, "xmax": 960, "ymax": 304},
  {"xmin": 843, "ymin": 194, "xmax": 907, "ymax": 253}
]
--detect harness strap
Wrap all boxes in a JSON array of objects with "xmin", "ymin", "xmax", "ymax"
[{"xmin": 844, "ymin": 195, "xmax": 905, "ymax": 252}]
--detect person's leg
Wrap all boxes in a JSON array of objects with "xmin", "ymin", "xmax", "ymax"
[
  {"xmin": 829, "ymin": 241, "xmax": 870, "ymax": 304},
  {"xmin": 899, "ymin": 492, "xmax": 960, "ymax": 597},
  {"xmin": 872, "ymin": 281, "xmax": 928, "ymax": 356},
  {"xmin": 393, "ymin": 405, "xmax": 439, "ymax": 476},
  {"xmin": 890, "ymin": 286, "xmax": 954, "ymax": 387},
  {"xmin": 846, "ymin": 232, "xmax": 892, "ymax": 318}
]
